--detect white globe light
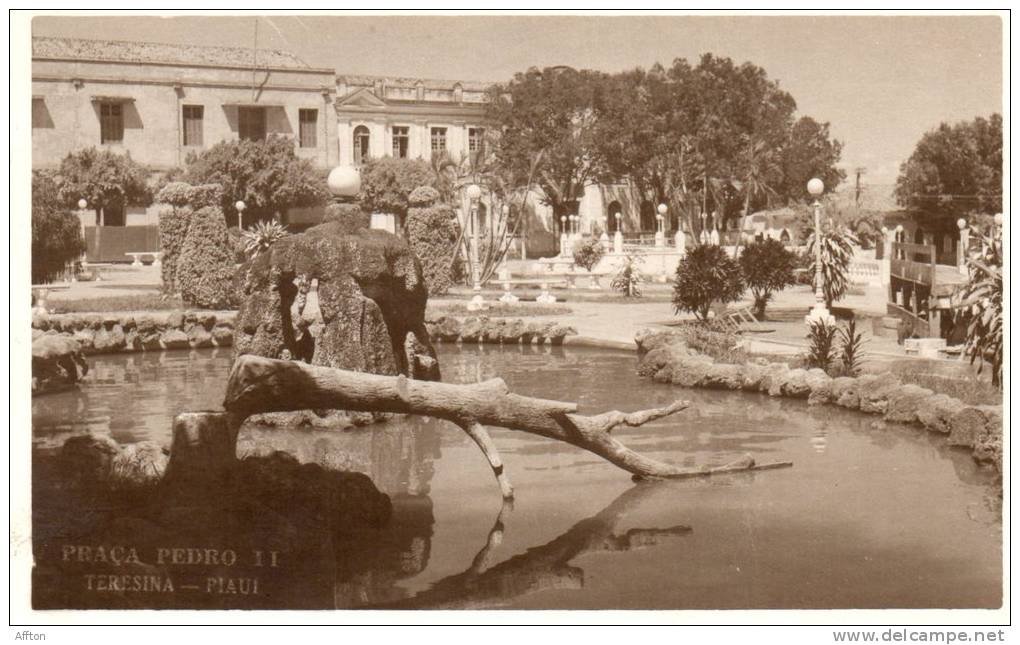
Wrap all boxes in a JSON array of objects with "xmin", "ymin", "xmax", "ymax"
[
  {"xmin": 465, "ymin": 184, "xmax": 482, "ymax": 201},
  {"xmin": 77, "ymin": 199, "xmax": 87, "ymax": 210},
  {"xmin": 994, "ymin": 213, "xmax": 1003, "ymax": 226},
  {"xmin": 235, "ymin": 200, "xmax": 246, "ymax": 212},
  {"xmin": 657, "ymin": 203, "xmax": 668, "ymax": 215},
  {"xmin": 327, "ymin": 165, "xmax": 362, "ymax": 198},
  {"xmin": 896, "ymin": 224, "xmax": 904, "ymax": 233},
  {"xmin": 807, "ymin": 178, "xmax": 825, "ymax": 197},
  {"xmin": 957, "ymin": 218, "xmax": 967, "ymax": 229}
]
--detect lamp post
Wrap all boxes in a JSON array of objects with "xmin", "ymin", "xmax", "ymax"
[
  {"xmin": 560, "ymin": 215, "xmax": 568, "ymax": 256},
  {"xmin": 75, "ymin": 198, "xmax": 88, "ymax": 281},
  {"xmin": 805, "ymin": 177, "xmax": 834, "ymax": 327},
  {"xmin": 466, "ymin": 183, "xmax": 484, "ymax": 310},
  {"xmin": 655, "ymin": 203, "xmax": 667, "ymax": 247},
  {"xmin": 614, "ymin": 212, "xmax": 623, "ymax": 254},
  {"xmin": 235, "ymin": 200, "xmax": 246, "ymax": 231}
]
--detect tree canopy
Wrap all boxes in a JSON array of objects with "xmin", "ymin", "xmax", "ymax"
[
  {"xmin": 55, "ymin": 147, "xmax": 152, "ymax": 222},
  {"xmin": 33, "ymin": 170, "xmax": 85, "ymax": 284},
  {"xmin": 357, "ymin": 156, "xmax": 435, "ymax": 224},
  {"xmin": 486, "ymin": 55, "xmax": 845, "ymax": 234},
  {"xmin": 895, "ymin": 114, "xmax": 1002, "ymax": 222},
  {"xmin": 181, "ymin": 136, "xmax": 329, "ymax": 223}
]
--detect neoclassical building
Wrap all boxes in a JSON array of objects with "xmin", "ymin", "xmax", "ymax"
[{"xmin": 31, "ymin": 36, "xmax": 656, "ymax": 258}]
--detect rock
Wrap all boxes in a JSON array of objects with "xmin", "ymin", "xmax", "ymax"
[
  {"xmin": 233, "ymin": 224, "xmax": 439, "ymax": 380},
  {"xmin": 124, "ymin": 329, "xmax": 142, "ymax": 351},
  {"xmin": 86, "ymin": 314, "xmax": 103, "ymax": 330},
  {"xmin": 914, "ymin": 393, "xmax": 964, "ymax": 434},
  {"xmin": 32, "ymin": 328, "xmax": 44, "ymax": 341},
  {"xmin": 102, "ymin": 314, "xmax": 121, "ymax": 329},
  {"xmin": 806, "ymin": 369, "xmax": 833, "ymax": 405},
  {"xmin": 703, "ymin": 363, "xmax": 743, "ymax": 390},
  {"xmin": 140, "ymin": 331, "xmax": 164, "ymax": 350},
  {"xmin": 521, "ymin": 321, "xmax": 545, "ymax": 344},
  {"xmin": 857, "ymin": 373, "xmax": 902, "ymax": 415},
  {"xmin": 188, "ymin": 326, "xmax": 214, "ymax": 348},
  {"xmin": 670, "ymin": 355, "xmax": 715, "ymax": 388},
  {"xmin": 92, "ymin": 325, "xmax": 126, "ymax": 353},
  {"xmin": 830, "ymin": 377, "xmax": 860, "ymax": 409},
  {"xmin": 136, "ymin": 315, "xmax": 156, "ymax": 334},
  {"xmin": 498, "ymin": 319, "xmax": 526, "ymax": 344},
  {"xmin": 948, "ymin": 406, "xmax": 991, "ymax": 448},
  {"xmin": 112, "ymin": 441, "xmax": 169, "ymax": 484},
  {"xmin": 166, "ymin": 311, "xmax": 185, "ymax": 329},
  {"xmin": 635, "ymin": 329, "xmax": 684, "ymax": 355},
  {"xmin": 212, "ymin": 326, "xmax": 233, "ymax": 347},
  {"xmin": 884, "ymin": 384, "xmax": 935, "ymax": 424},
  {"xmin": 459, "ymin": 317, "xmax": 483, "ymax": 343},
  {"xmin": 482, "ymin": 318, "xmax": 506, "ymax": 343},
  {"xmin": 761, "ymin": 364, "xmax": 790, "ymax": 396},
  {"xmin": 59, "ymin": 433, "xmax": 121, "ymax": 484},
  {"xmin": 120, "ymin": 316, "xmax": 137, "ymax": 331},
  {"xmin": 72, "ymin": 328, "xmax": 96, "ymax": 353},
  {"xmin": 161, "ymin": 329, "xmax": 191, "ymax": 350},
  {"xmin": 32, "ymin": 334, "xmax": 88, "ymax": 395},
  {"xmin": 544, "ymin": 324, "xmax": 576, "ymax": 345},
  {"xmin": 740, "ymin": 362, "xmax": 767, "ymax": 392},
  {"xmin": 972, "ymin": 432, "xmax": 1003, "ymax": 471},
  {"xmin": 432, "ymin": 316, "xmax": 461, "ymax": 342},
  {"xmin": 32, "ymin": 313, "xmax": 50, "ymax": 330}
]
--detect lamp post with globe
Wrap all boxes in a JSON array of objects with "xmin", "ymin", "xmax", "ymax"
[
  {"xmin": 805, "ymin": 178, "xmax": 835, "ymax": 327},
  {"xmin": 655, "ymin": 203, "xmax": 667, "ymax": 247},
  {"xmin": 234, "ymin": 200, "xmax": 246, "ymax": 231},
  {"xmin": 466, "ymin": 183, "xmax": 485, "ymax": 310},
  {"xmin": 75, "ymin": 198, "xmax": 88, "ymax": 280}
]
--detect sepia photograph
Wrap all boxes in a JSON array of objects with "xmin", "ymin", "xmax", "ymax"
[{"xmin": 11, "ymin": 8, "xmax": 1008, "ymax": 630}]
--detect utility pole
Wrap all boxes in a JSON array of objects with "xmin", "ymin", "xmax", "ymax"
[{"xmin": 854, "ymin": 167, "xmax": 867, "ymax": 209}]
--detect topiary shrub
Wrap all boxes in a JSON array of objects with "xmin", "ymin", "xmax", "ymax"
[
  {"xmin": 176, "ymin": 206, "xmax": 237, "ymax": 309},
  {"xmin": 322, "ymin": 202, "xmax": 371, "ymax": 234},
  {"xmin": 409, "ymin": 185, "xmax": 441, "ymax": 207},
  {"xmin": 572, "ymin": 237, "xmax": 605, "ymax": 273},
  {"xmin": 188, "ymin": 184, "xmax": 224, "ymax": 209},
  {"xmin": 672, "ymin": 244, "xmax": 744, "ymax": 322},
  {"xmin": 155, "ymin": 181, "xmax": 194, "ymax": 208},
  {"xmin": 738, "ymin": 238, "xmax": 798, "ymax": 319},
  {"xmin": 406, "ymin": 198, "xmax": 458, "ymax": 296},
  {"xmin": 157, "ymin": 204, "xmax": 192, "ymax": 293}
]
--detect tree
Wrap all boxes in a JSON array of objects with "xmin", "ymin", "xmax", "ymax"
[
  {"xmin": 357, "ymin": 156, "xmax": 435, "ymax": 228},
  {"xmin": 406, "ymin": 186, "xmax": 459, "ymax": 295},
  {"xmin": 895, "ymin": 114, "xmax": 1002, "ymax": 221},
  {"xmin": 32, "ymin": 170, "xmax": 85, "ymax": 284},
  {"xmin": 56, "ymin": 147, "xmax": 152, "ymax": 224},
  {"xmin": 738, "ymin": 238, "xmax": 797, "ymax": 318},
  {"xmin": 672, "ymin": 244, "xmax": 745, "ymax": 322},
  {"xmin": 486, "ymin": 66, "xmax": 609, "ymax": 225},
  {"xmin": 181, "ymin": 137, "xmax": 329, "ymax": 225},
  {"xmin": 805, "ymin": 226, "xmax": 858, "ymax": 309},
  {"xmin": 955, "ymin": 222, "xmax": 1002, "ymax": 387},
  {"xmin": 777, "ymin": 117, "xmax": 846, "ymax": 205}
]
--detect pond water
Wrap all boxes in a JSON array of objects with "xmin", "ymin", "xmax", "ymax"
[{"xmin": 31, "ymin": 345, "xmax": 1002, "ymax": 610}]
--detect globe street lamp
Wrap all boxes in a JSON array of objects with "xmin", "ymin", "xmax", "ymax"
[
  {"xmin": 656, "ymin": 203, "xmax": 667, "ymax": 247},
  {"xmin": 466, "ymin": 183, "xmax": 484, "ymax": 310},
  {"xmin": 614, "ymin": 212, "xmax": 623, "ymax": 254},
  {"xmin": 560, "ymin": 215, "xmax": 568, "ymax": 256},
  {"xmin": 235, "ymin": 200, "xmax": 246, "ymax": 231},
  {"xmin": 75, "ymin": 199, "xmax": 88, "ymax": 280},
  {"xmin": 805, "ymin": 178, "xmax": 834, "ymax": 327}
]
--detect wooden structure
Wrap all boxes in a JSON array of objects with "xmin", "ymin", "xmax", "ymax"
[{"xmin": 888, "ymin": 240, "xmax": 967, "ymax": 339}]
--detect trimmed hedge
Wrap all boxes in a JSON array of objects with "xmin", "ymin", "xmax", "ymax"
[
  {"xmin": 406, "ymin": 202, "xmax": 458, "ymax": 296},
  {"xmin": 176, "ymin": 206, "xmax": 237, "ymax": 308},
  {"xmin": 322, "ymin": 202, "xmax": 371, "ymax": 234}
]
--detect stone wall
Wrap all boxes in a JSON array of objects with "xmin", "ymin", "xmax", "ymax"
[
  {"xmin": 635, "ymin": 330, "xmax": 1003, "ymax": 473},
  {"xmin": 31, "ymin": 311, "xmax": 235, "ymax": 356},
  {"xmin": 425, "ymin": 315, "xmax": 577, "ymax": 345}
]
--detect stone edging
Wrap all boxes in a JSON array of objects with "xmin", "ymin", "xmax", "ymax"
[
  {"xmin": 634, "ymin": 330, "xmax": 1003, "ymax": 474},
  {"xmin": 31, "ymin": 310, "xmax": 236, "ymax": 355},
  {"xmin": 425, "ymin": 315, "xmax": 577, "ymax": 345}
]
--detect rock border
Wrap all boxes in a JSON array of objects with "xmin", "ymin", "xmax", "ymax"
[
  {"xmin": 634, "ymin": 329, "xmax": 1003, "ymax": 473},
  {"xmin": 425, "ymin": 315, "xmax": 577, "ymax": 345},
  {"xmin": 31, "ymin": 310, "xmax": 236, "ymax": 356}
]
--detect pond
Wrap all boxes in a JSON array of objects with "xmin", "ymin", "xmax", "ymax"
[{"xmin": 31, "ymin": 345, "xmax": 1002, "ymax": 610}]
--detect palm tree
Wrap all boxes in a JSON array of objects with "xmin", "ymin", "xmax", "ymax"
[{"xmin": 734, "ymin": 138, "xmax": 780, "ymax": 252}]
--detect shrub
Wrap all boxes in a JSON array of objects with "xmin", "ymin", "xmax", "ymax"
[
  {"xmin": 155, "ymin": 181, "xmax": 194, "ymax": 208},
  {"xmin": 956, "ymin": 224, "xmax": 1002, "ymax": 387},
  {"xmin": 572, "ymin": 237, "xmax": 605, "ymax": 273},
  {"xmin": 804, "ymin": 319, "xmax": 838, "ymax": 371},
  {"xmin": 409, "ymin": 185, "xmax": 441, "ymax": 207},
  {"xmin": 322, "ymin": 202, "xmax": 371, "ymax": 234},
  {"xmin": 157, "ymin": 205, "xmax": 192, "ymax": 293},
  {"xmin": 359, "ymin": 157, "xmax": 435, "ymax": 225},
  {"xmin": 611, "ymin": 250, "xmax": 644, "ymax": 297},
  {"xmin": 242, "ymin": 220, "xmax": 289, "ymax": 261},
  {"xmin": 32, "ymin": 170, "xmax": 85, "ymax": 284},
  {"xmin": 805, "ymin": 227, "xmax": 858, "ymax": 308},
  {"xmin": 406, "ymin": 200, "xmax": 459, "ymax": 295},
  {"xmin": 55, "ymin": 147, "xmax": 152, "ymax": 218},
  {"xmin": 837, "ymin": 317, "xmax": 867, "ymax": 376},
  {"xmin": 176, "ymin": 206, "xmax": 237, "ymax": 308},
  {"xmin": 672, "ymin": 244, "xmax": 744, "ymax": 322},
  {"xmin": 738, "ymin": 238, "xmax": 798, "ymax": 319}
]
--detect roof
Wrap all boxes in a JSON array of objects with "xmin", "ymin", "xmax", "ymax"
[
  {"xmin": 337, "ymin": 74, "xmax": 493, "ymax": 93},
  {"xmin": 32, "ymin": 36, "xmax": 312, "ymax": 70}
]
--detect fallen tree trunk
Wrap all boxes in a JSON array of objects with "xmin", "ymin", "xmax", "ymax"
[{"xmin": 218, "ymin": 355, "xmax": 792, "ymax": 498}]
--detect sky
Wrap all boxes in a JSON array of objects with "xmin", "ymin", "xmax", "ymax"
[{"xmin": 33, "ymin": 12, "xmax": 1004, "ymax": 189}]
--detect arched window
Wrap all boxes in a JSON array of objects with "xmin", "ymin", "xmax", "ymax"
[
  {"xmin": 353, "ymin": 125, "xmax": 370, "ymax": 165},
  {"xmin": 780, "ymin": 229, "xmax": 791, "ymax": 243},
  {"xmin": 606, "ymin": 201, "xmax": 623, "ymax": 233}
]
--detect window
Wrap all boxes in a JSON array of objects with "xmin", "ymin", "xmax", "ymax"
[
  {"xmin": 99, "ymin": 102, "xmax": 124, "ymax": 144},
  {"xmin": 238, "ymin": 107, "xmax": 266, "ymax": 142},
  {"xmin": 299, "ymin": 109, "xmax": 317, "ymax": 148},
  {"xmin": 392, "ymin": 126, "xmax": 409, "ymax": 158},
  {"xmin": 182, "ymin": 105, "xmax": 203, "ymax": 146},
  {"xmin": 353, "ymin": 125, "xmax": 370, "ymax": 165},
  {"xmin": 468, "ymin": 127, "xmax": 485, "ymax": 155},
  {"xmin": 430, "ymin": 127, "xmax": 447, "ymax": 154}
]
